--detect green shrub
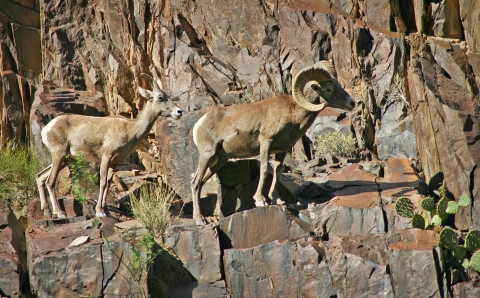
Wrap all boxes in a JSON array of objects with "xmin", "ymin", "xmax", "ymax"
[
  {"xmin": 0, "ymin": 142, "xmax": 44, "ymax": 207},
  {"xmin": 67, "ymin": 153, "xmax": 98, "ymax": 205},
  {"xmin": 314, "ymin": 130, "xmax": 357, "ymax": 158},
  {"xmin": 130, "ymin": 183, "xmax": 176, "ymax": 242}
]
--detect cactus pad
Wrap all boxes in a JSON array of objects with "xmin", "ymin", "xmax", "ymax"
[
  {"xmin": 465, "ymin": 230, "xmax": 480, "ymax": 252},
  {"xmin": 446, "ymin": 201, "xmax": 459, "ymax": 214},
  {"xmin": 431, "ymin": 215, "xmax": 443, "ymax": 226},
  {"xmin": 395, "ymin": 197, "xmax": 414, "ymax": 218},
  {"xmin": 437, "ymin": 198, "xmax": 449, "ymax": 219},
  {"xmin": 453, "ymin": 245, "xmax": 467, "ymax": 261},
  {"xmin": 458, "ymin": 193, "xmax": 471, "ymax": 207},
  {"xmin": 463, "ymin": 258, "xmax": 470, "ymax": 270},
  {"xmin": 470, "ymin": 251, "xmax": 480, "ymax": 272},
  {"xmin": 412, "ymin": 214, "xmax": 426, "ymax": 229},
  {"xmin": 439, "ymin": 179, "xmax": 448, "ymax": 199},
  {"xmin": 421, "ymin": 197, "xmax": 435, "ymax": 212},
  {"xmin": 439, "ymin": 228, "xmax": 458, "ymax": 251}
]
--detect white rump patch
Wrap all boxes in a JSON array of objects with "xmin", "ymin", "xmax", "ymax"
[
  {"xmin": 41, "ymin": 117, "xmax": 60, "ymax": 147},
  {"xmin": 192, "ymin": 113, "xmax": 208, "ymax": 146}
]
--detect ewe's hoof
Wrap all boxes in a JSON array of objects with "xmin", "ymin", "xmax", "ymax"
[
  {"xmin": 95, "ymin": 211, "xmax": 107, "ymax": 218},
  {"xmin": 274, "ymin": 198, "xmax": 285, "ymax": 205}
]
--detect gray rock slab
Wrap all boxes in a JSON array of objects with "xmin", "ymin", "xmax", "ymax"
[
  {"xmin": 163, "ymin": 223, "xmax": 222, "ymax": 283},
  {"xmin": 218, "ymin": 205, "xmax": 310, "ymax": 249},
  {"xmin": 223, "ymin": 239, "xmax": 335, "ymax": 298},
  {"xmin": 326, "ymin": 234, "xmax": 394, "ymax": 298}
]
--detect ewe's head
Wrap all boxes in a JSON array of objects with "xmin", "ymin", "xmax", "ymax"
[
  {"xmin": 293, "ymin": 61, "xmax": 355, "ymax": 112},
  {"xmin": 139, "ymin": 74, "xmax": 183, "ymax": 120}
]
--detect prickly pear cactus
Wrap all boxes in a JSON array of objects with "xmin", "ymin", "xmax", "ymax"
[
  {"xmin": 421, "ymin": 197, "xmax": 435, "ymax": 212},
  {"xmin": 395, "ymin": 197, "xmax": 414, "ymax": 218},
  {"xmin": 470, "ymin": 251, "xmax": 480, "ymax": 272},
  {"xmin": 412, "ymin": 214, "xmax": 426, "ymax": 229},
  {"xmin": 459, "ymin": 193, "xmax": 471, "ymax": 207},
  {"xmin": 465, "ymin": 230, "xmax": 480, "ymax": 252},
  {"xmin": 463, "ymin": 258, "xmax": 471, "ymax": 270},
  {"xmin": 453, "ymin": 245, "xmax": 467, "ymax": 261},
  {"xmin": 437, "ymin": 198, "xmax": 449, "ymax": 220},
  {"xmin": 446, "ymin": 201, "xmax": 459, "ymax": 214},
  {"xmin": 431, "ymin": 215, "xmax": 442, "ymax": 226},
  {"xmin": 439, "ymin": 228, "xmax": 458, "ymax": 251},
  {"xmin": 439, "ymin": 179, "xmax": 448, "ymax": 199}
]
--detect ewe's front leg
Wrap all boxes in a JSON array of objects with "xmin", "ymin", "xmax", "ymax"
[
  {"xmin": 253, "ymin": 139, "xmax": 272, "ymax": 207},
  {"xmin": 268, "ymin": 152, "xmax": 286, "ymax": 205}
]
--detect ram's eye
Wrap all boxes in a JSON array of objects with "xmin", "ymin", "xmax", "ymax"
[{"xmin": 325, "ymin": 88, "xmax": 333, "ymax": 93}]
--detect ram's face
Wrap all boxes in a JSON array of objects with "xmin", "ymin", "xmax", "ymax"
[{"xmin": 311, "ymin": 80, "xmax": 355, "ymax": 111}]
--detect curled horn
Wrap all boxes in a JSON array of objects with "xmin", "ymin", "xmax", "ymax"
[
  {"xmin": 139, "ymin": 73, "xmax": 162, "ymax": 92},
  {"xmin": 292, "ymin": 62, "xmax": 335, "ymax": 112}
]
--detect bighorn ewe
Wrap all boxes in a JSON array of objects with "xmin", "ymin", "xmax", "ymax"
[
  {"xmin": 36, "ymin": 74, "xmax": 183, "ymax": 218},
  {"xmin": 191, "ymin": 61, "xmax": 355, "ymax": 225}
]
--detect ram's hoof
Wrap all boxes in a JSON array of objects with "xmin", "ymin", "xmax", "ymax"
[
  {"xmin": 255, "ymin": 200, "xmax": 268, "ymax": 207},
  {"xmin": 95, "ymin": 211, "xmax": 107, "ymax": 218},
  {"xmin": 195, "ymin": 217, "xmax": 208, "ymax": 225},
  {"xmin": 55, "ymin": 212, "xmax": 67, "ymax": 219}
]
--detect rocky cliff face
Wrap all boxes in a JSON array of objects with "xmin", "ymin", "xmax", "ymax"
[{"xmin": 2, "ymin": 0, "xmax": 480, "ymax": 297}]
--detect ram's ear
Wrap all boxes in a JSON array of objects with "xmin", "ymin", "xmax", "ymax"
[{"xmin": 138, "ymin": 87, "xmax": 152, "ymax": 99}]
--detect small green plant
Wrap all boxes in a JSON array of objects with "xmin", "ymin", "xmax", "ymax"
[
  {"xmin": 314, "ymin": 130, "xmax": 357, "ymax": 158},
  {"xmin": 130, "ymin": 183, "xmax": 176, "ymax": 242},
  {"xmin": 67, "ymin": 153, "xmax": 98, "ymax": 205},
  {"xmin": 122, "ymin": 228, "xmax": 161, "ymax": 282},
  {"xmin": 394, "ymin": 179, "xmax": 471, "ymax": 229},
  {"xmin": 0, "ymin": 141, "xmax": 44, "ymax": 208}
]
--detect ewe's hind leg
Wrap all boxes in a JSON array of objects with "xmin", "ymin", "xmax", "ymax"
[
  {"xmin": 191, "ymin": 154, "xmax": 219, "ymax": 225},
  {"xmin": 45, "ymin": 158, "xmax": 67, "ymax": 219},
  {"xmin": 253, "ymin": 140, "xmax": 272, "ymax": 207},
  {"xmin": 36, "ymin": 165, "xmax": 53, "ymax": 217},
  {"xmin": 95, "ymin": 157, "xmax": 111, "ymax": 217},
  {"xmin": 268, "ymin": 152, "xmax": 286, "ymax": 205},
  {"xmin": 203, "ymin": 158, "xmax": 228, "ymax": 218}
]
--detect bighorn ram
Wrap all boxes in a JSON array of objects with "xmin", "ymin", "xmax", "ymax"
[
  {"xmin": 36, "ymin": 75, "xmax": 183, "ymax": 218},
  {"xmin": 191, "ymin": 61, "xmax": 355, "ymax": 225}
]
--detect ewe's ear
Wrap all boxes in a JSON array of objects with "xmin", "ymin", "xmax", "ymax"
[{"xmin": 138, "ymin": 87, "xmax": 152, "ymax": 99}]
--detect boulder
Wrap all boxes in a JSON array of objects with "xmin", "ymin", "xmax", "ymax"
[
  {"xmin": 0, "ymin": 199, "xmax": 21, "ymax": 298},
  {"xmin": 218, "ymin": 205, "xmax": 310, "ymax": 249},
  {"xmin": 26, "ymin": 219, "xmax": 149, "ymax": 297},
  {"xmin": 163, "ymin": 223, "xmax": 222, "ymax": 283},
  {"xmin": 311, "ymin": 164, "xmax": 385, "ymax": 238},
  {"xmin": 387, "ymin": 229, "xmax": 442, "ymax": 297},
  {"xmin": 326, "ymin": 234, "xmax": 394, "ymax": 297},
  {"xmin": 223, "ymin": 239, "xmax": 335, "ymax": 298}
]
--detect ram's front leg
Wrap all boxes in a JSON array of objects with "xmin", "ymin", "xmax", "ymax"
[
  {"xmin": 253, "ymin": 139, "xmax": 272, "ymax": 207},
  {"xmin": 268, "ymin": 152, "xmax": 286, "ymax": 204}
]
